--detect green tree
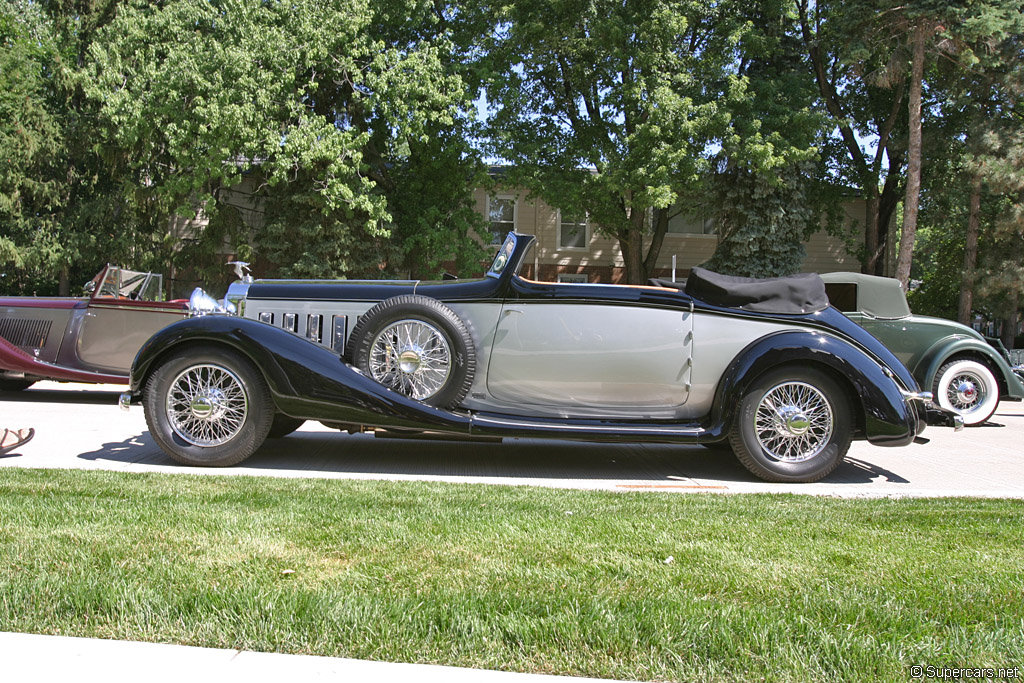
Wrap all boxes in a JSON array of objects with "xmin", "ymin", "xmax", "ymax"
[
  {"xmin": 1, "ymin": 0, "xmax": 167, "ymax": 296},
  {"xmin": 87, "ymin": 0, "xmax": 484, "ymax": 285},
  {"xmin": 482, "ymin": 0, "xmax": 747, "ymax": 284},
  {"xmin": 799, "ymin": 0, "xmax": 1023, "ymax": 288},
  {"xmin": 911, "ymin": 9, "xmax": 1023, "ymax": 343},
  {"xmin": 0, "ymin": 1, "xmax": 61, "ymax": 274},
  {"xmin": 704, "ymin": 0, "xmax": 834, "ymax": 276},
  {"xmin": 796, "ymin": 0, "xmax": 909, "ymax": 276}
]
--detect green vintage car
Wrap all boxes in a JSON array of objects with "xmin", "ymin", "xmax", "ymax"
[{"xmin": 822, "ymin": 272, "xmax": 1024, "ymax": 426}]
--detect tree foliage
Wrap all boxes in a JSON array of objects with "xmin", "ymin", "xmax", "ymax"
[
  {"xmin": 703, "ymin": 0, "xmax": 836, "ymax": 276},
  {"xmin": 1, "ymin": 0, "xmax": 1021, "ymax": 335},
  {"xmin": 86, "ymin": 0, "xmax": 484, "ymax": 285},
  {"xmin": 481, "ymin": 0, "xmax": 749, "ymax": 283}
]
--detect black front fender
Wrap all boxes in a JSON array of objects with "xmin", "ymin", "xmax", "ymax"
[
  {"xmin": 706, "ymin": 330, "xmax": 921, "ymax": 447},
  {"xmin": 129, "ymin": 316, "xmax": 472, "ymax": 433}
]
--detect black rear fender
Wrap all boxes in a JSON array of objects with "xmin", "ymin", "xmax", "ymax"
[{"xmin": 708, "ymin": 330, "xmax": 920, "ymax": 447}]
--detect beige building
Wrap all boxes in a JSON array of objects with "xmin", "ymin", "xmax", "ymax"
[{"xmin": 472, "ymin": 184, "xmax": 879, "ymax": 283}]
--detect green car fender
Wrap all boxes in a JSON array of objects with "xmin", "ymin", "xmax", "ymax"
[{"xmin": 920, "ymin": 336, "xmax": 1024, "ymax": 399}]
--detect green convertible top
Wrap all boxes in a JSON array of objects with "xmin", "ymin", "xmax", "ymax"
[{"xmin": 819, "ymin": 272, "xmax": 912, "ymax": 319}]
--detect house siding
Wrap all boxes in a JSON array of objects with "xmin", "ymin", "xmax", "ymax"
[{"xmin": 474, "ymin": 186, "xmax": 884, "ymax": 282}]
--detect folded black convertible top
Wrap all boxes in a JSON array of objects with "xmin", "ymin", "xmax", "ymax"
[{"xmin": 651, "ymin": 267, "xmax": 828, "ymax": 315}]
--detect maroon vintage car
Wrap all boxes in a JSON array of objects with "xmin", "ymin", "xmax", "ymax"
[{"xmin": 0, "ymin": 266, "xmax": 188, "ymax": 391}]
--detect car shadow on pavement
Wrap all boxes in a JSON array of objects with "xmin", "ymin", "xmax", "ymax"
[
  {"xmin": 73, "ymin": 429, "xmax": 911, "ymax": 489},
  {"xmin": 826, "ymin": 457, "xmax": 909, "ymax": 484},
  {"xmin": 0, "ymin": 388, "xmax": 123, "ymax": 406}
]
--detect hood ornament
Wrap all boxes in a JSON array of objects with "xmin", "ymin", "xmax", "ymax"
[{"xmin": 227, "ymin": 261, "xmax": 253, "ymax": 283}]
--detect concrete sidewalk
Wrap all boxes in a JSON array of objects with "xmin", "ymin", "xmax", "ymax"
[{"xmin": 0, "ymin": 632, "xmax": 620, "ymax": 683}]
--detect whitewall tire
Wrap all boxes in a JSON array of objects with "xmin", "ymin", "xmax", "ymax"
[{"xmin": 933, "ymin": 359, "xmax": 1000, "ymax": 426}]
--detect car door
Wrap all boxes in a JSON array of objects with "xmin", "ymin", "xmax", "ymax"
[
  {"xmin": 485, "ymin": 293, "xmax": 693, "ymax": 414},
  {"xmin": 76, "ymin": 301, "xmax": 185, "ymax": 373},
  {"xmin": 74, "ymin": 268, "xmax": 185, "ymax": 373}
]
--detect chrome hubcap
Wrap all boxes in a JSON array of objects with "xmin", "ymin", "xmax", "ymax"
[
  {"xmin": 755, "ymin": 381, "xmax": 834, "ymax": 462},
  {"xmin": 948, "ymin": 375, "xmax": 983, "ymax": 410},
  {"xmin": 368, "ymin": 319, "xmax": 451, "ymax": 400},
  {"xmin": 166, "ymin": 364, "xmax": 248, "ymax": 447}
]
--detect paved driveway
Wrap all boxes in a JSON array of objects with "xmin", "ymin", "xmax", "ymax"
[{"xmin": 2, "ymin": 381, "xmax": 1023, "ymax": 497}]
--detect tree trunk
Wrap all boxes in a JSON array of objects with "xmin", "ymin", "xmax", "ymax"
[
  {"xmin": 1003, "ymin": 289, "xmax": 1019, "ymax": 350},
  {"xmin": 894, "ymin": 25, "xmax": 927, "ymax": 288},
  {"xmin": 863, "ymin": 191, "xmax": 880, "ymax": 275},
  {"xmin": 59, "ymin": 264, "xmax": 70, "ymax": 297},
  {"xmin": 642, "ymin": 207, "xmax": 670, "ymax": 282},
  {"xmin": 871, "ymin": 167, "xmax": 905, "ymax": 276},
  {"xmin": 622, "ymin": 227, "xmax": 645, "ymax": 285},
  {"xmin": 958, "ymin": 174, "xmax": 982, "ymax": 325},
  {"xmin": 1004, "ymin": 232, "xmax": 1024, "ymax": 349}
]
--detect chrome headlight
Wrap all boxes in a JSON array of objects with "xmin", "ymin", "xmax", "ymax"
[
  {"xmin": 224, "ymin": 281, "xmax": 250, "ymax": 316},
  {"xmin": 188, "ymin": 287, "xmax": 228, "ymax": 316}
]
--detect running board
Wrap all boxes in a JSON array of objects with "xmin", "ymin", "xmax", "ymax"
[{"xmin": 469, "ymin": 412, "xmax": 705, "ymax": 443}]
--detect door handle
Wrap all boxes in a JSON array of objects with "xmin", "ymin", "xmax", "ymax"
[{"xmin": 504, "ymin": 306, "xmax": 525, "ymax": 315}]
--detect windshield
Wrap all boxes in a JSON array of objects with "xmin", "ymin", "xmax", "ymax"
[
  {"xmin": 95, "ymin": 267, "xmax": 164, "ymax": 301},
  {"xmin": 487, "ymin": 233, "xmax": 517, "ymax": 278}
]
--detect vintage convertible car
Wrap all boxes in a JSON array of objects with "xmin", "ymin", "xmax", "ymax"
[
  {"xmin": 120, "ymin": 233, "xmax": 959, "ymax": 483},
  {"xmin": 821, "ymin": 272, "xmax": 1024, "ymax": 426},
  {"xmin": 0, "ymin": 266, "xmax": 187, "ymax": 390}
]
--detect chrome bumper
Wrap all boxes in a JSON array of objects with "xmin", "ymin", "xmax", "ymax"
[
  {"xmin": 901, "ymin": 389, "xmax": 933, "ymax": 404},
  {"xmin": 118, "ymin": 392, "xmax": 132, "ymax": 411},
  {"xmin": 902, "ymin": 389, "xmax": 964, "ymax": 432}
]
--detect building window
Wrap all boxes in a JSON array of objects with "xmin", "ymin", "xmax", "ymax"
[
  {"xmin": 557, "ymin": 273, "xmax": 588, "ymax": 283},
  {"xmin": 558, "ymin": 212, "xmax": 588, "ymax": 249},
  {"xmin": 667, "ymin": 211, "xmax": 716, "ymax": 235},
  {"xmin": 488, "ymin": 196, "xmax": 516, "ymax": 245}
]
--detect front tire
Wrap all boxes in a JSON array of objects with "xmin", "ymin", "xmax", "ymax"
[
  {"xmin": 729, "ymin": 366, "xmax": 852, "ymax": 483},
  {"xmin": 144, "ymin": 346, "xmax": 274, "ymax": 466},
  {"xmin": 933, "ymin": 359, "xmax": 999, "ymax": 426}
]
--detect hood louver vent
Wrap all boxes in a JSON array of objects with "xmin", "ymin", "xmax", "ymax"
[{"xmin": 0, "ymin": 318, "xmax": 52, "ymax": 351}]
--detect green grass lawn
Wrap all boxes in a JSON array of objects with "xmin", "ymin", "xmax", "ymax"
[{"xmin": 0, "ymin": 468, "xmax": 1022, "ymax": 682}]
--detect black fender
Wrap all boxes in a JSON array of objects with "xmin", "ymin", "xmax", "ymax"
[
  {"xmin": 129, "ymin": 316, "xmax": 472, "ymax": 433},
  {"xmin": 704, "ymin": 330, "xmax": 921, "ymax": 447}
]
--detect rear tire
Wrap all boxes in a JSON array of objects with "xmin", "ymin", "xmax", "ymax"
[
  {"xmin": 729, "ymin": 366, "xmax": 852, "ymax": 483},
  {"xmin": 144, "ymin": 346, "xmax": 274, "ymax": 466}
]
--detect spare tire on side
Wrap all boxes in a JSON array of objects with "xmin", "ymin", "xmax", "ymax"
[{"xmin": 346, "ymin": 295, "xmax": 476, "ymax": 409}]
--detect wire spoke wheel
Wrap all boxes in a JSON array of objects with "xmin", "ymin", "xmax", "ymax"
[
  {"xmin": 753, "ymin": 381, "xmax": 834, "ymax": 463},
  {"xmin": 944, "ymin": 371, "xmax": 987, "ymax": 412},
  {"xmin": 368, "ymin": 319, "xmax": 452, "ymax": 400},
  {"xmin": 166, "ymin": 363, "xmax": 249, "ymax": 447}
]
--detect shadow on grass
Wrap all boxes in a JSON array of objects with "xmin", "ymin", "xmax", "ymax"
[{"xmin": 73, "ymin": 427, "xmax": 908, "ymax": 488}]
